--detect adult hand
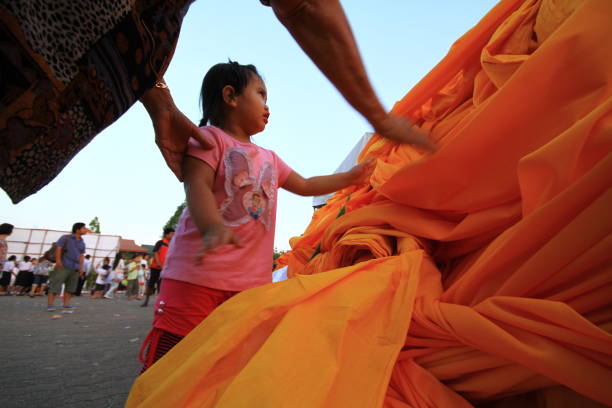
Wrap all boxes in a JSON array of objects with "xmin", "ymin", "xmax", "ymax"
[
  {"xmin": 141, "ymin": 83, "xmax": 213, "ymax": 181},
  {"xmin": 269, "ymin": 0, "xmax": 436, "ymax": 152},
  {"xmin": 151, "ymin": 106, "xmax": 213, "ymax": 180},
  {"xmin": 374, "ymin": 114, "xmax": 436, "ymax": 151}
]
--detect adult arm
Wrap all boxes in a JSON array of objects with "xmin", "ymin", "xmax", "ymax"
[
  {"xmin": 0, "ymin": 242, "xmax": 7, "ymax": 264},
  {"xmin": 182, "ymin": 156, "xmax": 242, "ymax": 256},
  {"xmin": 153, "ymin": 252, "xmax": 161, "ymax": 268},
  {"xmin": 140, "ymin": 80, "xmax": 214, "ymax": 180},
  {"xmin": 269, "ymin": 0, "xmax": 434, "ymax": 150},
  {"xmin": 79, "ymin": 254, "xmax": 85, "ymax": 278},
  {"xmin": 54, "ymin": 237, "xmax": 65, "ymax": 270}
]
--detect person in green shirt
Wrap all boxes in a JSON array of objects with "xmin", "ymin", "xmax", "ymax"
[{"xmin": 125, "ymin": 255, "xmax": 142, "ymax": 301}]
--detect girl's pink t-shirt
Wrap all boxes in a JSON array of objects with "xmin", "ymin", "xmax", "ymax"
[{"xmin": 162, "ymin": 126, "xmax": 292, "ymax": 291}]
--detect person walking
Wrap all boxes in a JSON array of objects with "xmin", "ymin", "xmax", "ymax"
[
  {"xmin": 29, "ymin": 257, "xmax": 51, "ymax": 297},
  {"xmin": 138, "ymin": 255, "xmax": 150, "ymax": 299},
  {"xmin": 141, "ymin": 229, "xmax": 174, "ymax": 307},
  {"xmin": 104, "ymin": 253, "xmax": 125, "ymax": 299},
  {"xmin": 74, "ymin": 254, "xmax": 92, "ymax": 296},
  {"xmin": 125, "ymin": 255, "xmax": 142, "ymax": 301},
  {"xmin": 47, "ymin": 223, "xmax": 90, "ymax": 312},
  {"xmin": 92, "ymin": 257, "xmax": 111, "ymax": 299}
]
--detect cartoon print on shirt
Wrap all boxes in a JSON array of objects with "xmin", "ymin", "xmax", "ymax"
[
  {"xmin": 243, "ymin": 191, "xmax": 265, "ymax": 219},
  {"xmin": 219, "ymin": 148, "xmax": 276, "ymax": 230}
]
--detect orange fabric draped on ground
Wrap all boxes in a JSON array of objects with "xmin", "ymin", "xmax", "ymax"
[{"xmin": 127, "ymin": 0, "xmax": 612, "ymax": 406}]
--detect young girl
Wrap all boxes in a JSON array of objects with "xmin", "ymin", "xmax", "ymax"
[
  {"xmin": 140, "ymin": 61, "xmax": 372, "ymax": 371},
  {"xmin": 104, "ymin": 254, "xmax": 125, "ymax": 299},
  {"xmin": 29, "ymin": 257, "xmax": 51, "ymax": 297},
  {"xmin": 92, "ymin": 257, "xmax": 111, "ymax": 299}
]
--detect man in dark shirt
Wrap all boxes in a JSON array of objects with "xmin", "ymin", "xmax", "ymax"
[
  {"xmin": 47, "ymin": 222, "xmax": 90, "ymax": 312},
  {"xmin": 141, "ymin": 227, "xmax": 174, "ymax": 307}
]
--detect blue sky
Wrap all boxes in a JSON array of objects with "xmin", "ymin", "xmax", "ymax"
[{"xmin": 1, "ymin": 1, "xmax": 498, "ymax": 249}]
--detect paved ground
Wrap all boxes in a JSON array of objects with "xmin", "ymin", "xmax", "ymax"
[{"xmin": 0, "ymin": 292, "xmax": 155, "ymax": 408}]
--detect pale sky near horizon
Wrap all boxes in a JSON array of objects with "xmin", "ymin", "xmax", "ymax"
[{"xmin": 1, "ymin": 1, "xmax": 498, "ymax": 250}]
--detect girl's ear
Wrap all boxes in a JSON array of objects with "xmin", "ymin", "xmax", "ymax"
[{"xmin": 222, "ymin": 85, "xmax": 238, "ymax": 107}]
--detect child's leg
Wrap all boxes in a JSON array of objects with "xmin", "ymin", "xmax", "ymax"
[
  {"xmin": 139, "ymin": 280, "xmax": 239, "ymax": 373},
  {"xmin": 29, "ymin": 284, "xmax": 38, "ymax": 297},
  {"xmin": 104, "ymin": 282, "xmax": 118, "ymax": 298},
  {"xmin": 139, "ymin": 328, "xmax": 184, "ymax": 373}
]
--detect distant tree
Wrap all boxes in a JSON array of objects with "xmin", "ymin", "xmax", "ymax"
[
  {"xmin": 164, "ymin": 202, "xmax": 186, "ymax": 234},
  {"xmin": 89, "ymin": 216, "xmax": 101, "ymax": 233},
  {"xmin": 273, "ymin": 247, "xmax": 287, "ymax": 270}
]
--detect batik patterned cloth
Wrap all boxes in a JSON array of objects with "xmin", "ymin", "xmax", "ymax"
[{"xmin": 0, "ymin": 0, "xmax": 193, "ymax": 203}]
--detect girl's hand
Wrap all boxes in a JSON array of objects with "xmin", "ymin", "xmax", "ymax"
[
  {"xmin": 345, "ymin": 158, "xmax": 375, "ymax": 185},
  {"xmin": 196, "ymin": 224, "xmax": 243, "ymax": 263},
  {"xmin": 374, "ymin": 114, "xmax": 436, "ymax": 151}
]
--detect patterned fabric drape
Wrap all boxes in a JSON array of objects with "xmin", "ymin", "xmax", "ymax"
[{"xmin": 0, "ymin": 0, "xmax": 193, "ymax": 203}]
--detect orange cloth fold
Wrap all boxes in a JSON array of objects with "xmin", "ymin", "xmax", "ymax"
[{"xmin": 127, "ymin": 0, "xmax": 612, "ymax": 406}]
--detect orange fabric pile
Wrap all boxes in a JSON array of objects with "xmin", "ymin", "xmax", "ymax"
[{"xmin": 127, "ymin": 0, "xmax": 611, "ymax": 406}]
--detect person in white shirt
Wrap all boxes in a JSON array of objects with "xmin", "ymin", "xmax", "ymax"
[
  {"xmin": 0, "ymin": 255, "xmax": 17, "ymax": 295},
  {"xmin": 138, "ymin": 255, "xmax": 149, "ymax": 298},
  {"xmin": 104, "ymin": 253, "xmax": 125, "ymax": 299},
  {"xmin": 75, "ymin": 254, "xmax": 92, "ymax": 296},
  {"xmin": 15, "ymin": 256, "xmax": 34, "ymax": 295},
  {"xmin": 92, "ymin": 257, "xmax": 111, "ymax": 299}
]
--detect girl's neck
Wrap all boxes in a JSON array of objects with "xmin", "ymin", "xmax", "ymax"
[{"xmin": 218, "ymin": 123, "xmax": 252, "ymax": 144}]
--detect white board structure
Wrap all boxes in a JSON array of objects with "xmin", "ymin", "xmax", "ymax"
[
  {"xmin": 6, "ymin": 228, "xmax": 121, "ymax": 269},
  {"xmin": 312, "ymin": 132, "xmax": 373, "ymax": 208}
]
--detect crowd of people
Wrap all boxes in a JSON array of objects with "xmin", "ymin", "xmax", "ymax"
[{"xmin": 0, "ymin": 223, "xmax": 173, "ymax": 313}]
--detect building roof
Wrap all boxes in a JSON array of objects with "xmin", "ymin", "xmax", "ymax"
[{"xmin": 119, "ymin": 239, "xmax": 149, "ymax": 253}]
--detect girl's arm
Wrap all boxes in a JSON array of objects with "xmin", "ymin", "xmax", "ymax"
[
  {"xmin": 183, "ymin": 157, "xmax": 242, "ymax": 256},
  {"xmin": 140, "ymin": 81, "xmax": 213, "ymax": 180},
  {"xmin": 282, "ymin": 159, "xmax": 372, "ymax": 197},
  {"xmin": 269, "ymin": 0, "xmax": 434, "ymax": 150}
]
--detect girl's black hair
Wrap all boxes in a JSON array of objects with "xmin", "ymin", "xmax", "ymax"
[
  {"xmin": 199, "ymin": 60, "xmax": 261, "ymax": 127},
  {"xmin": 112, "ymin": 253, "xmax": 123, "ymax": 270},
  {"xmin": 8, "ymin": 255, "xmax": 16, "ymax": 261}
]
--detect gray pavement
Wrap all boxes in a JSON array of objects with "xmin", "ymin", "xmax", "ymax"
[{"xmin": 0, "ymin": 292, "xmax": 155, "ymax": 408}]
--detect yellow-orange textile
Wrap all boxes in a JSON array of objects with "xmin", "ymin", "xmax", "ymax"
[{"xmin": 127, "ymin": 0, "xmax": 612, "ymax": 406}]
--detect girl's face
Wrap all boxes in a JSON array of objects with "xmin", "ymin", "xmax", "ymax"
[{"xmin": 233, "ymin": 75, "xmax": 269, "ymax": 136}]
